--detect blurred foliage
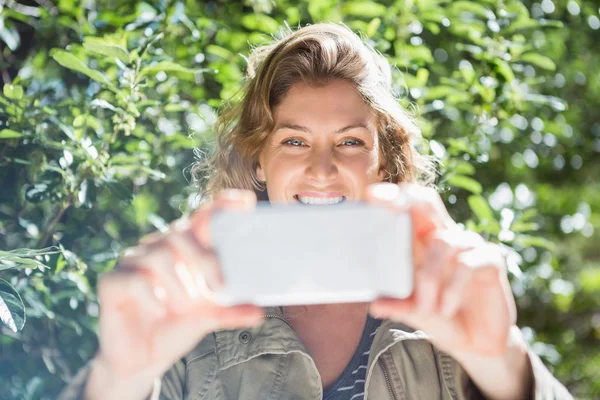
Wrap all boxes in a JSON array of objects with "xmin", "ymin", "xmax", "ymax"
[{"xmin": 0, "ymin": 0, "xmax": 598, "ymax": 398}]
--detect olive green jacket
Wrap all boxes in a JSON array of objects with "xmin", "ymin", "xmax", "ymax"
[{"xmin": 60, "ymin": 306, "xmax": 572, "ymax": 400}]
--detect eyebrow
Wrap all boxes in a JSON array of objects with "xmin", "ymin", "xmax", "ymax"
[{"xmin": 274, "ymin": 123, "xmax": 371, "ymax": 134}]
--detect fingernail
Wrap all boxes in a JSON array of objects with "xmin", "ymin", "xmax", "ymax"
[
  {"xmin": 175, "ymin": 262, "xmax": 199, "ymax": 298},
  {"xmin": 172, "ymin": 218, "xmax": 191, "ymax": 232},
  {"xmin": 369, "ymin": 184, "xmax": 400, "ymax": 201},
  {"xmin": 153, "ymin": 285, "xmax": 167, "ymax": 301}
]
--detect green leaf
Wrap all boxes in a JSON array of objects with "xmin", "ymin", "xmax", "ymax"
[
  {"xmin": 492, "ymin": 60, "xmax": 515, "ymax": 82},
  {"xmin": 206, "ymin": 44, "xmax": 233, "ymax": 60},
  {"xmin": 240, "ymin": 14, "xmax": 280, "ymax": 34},
  {"xmin": 468, "ymin": 195, "xmax": 497, "ymax": 228},
  {"xmin": 510, "ymin": 221, "xmax": 539, "ymax": 232},
  {"xmin": 0, "ymin": 247, "xmax": 60, "ymax": 258},
  {"xmin": 452, "ymin": 161, "xmax": 476, "ymax": 175},
  {"xmin": 0, "ymin": 19, "xmax": 20, "ymax": 51},
  {"xmin": 449, "ymin": 1, "xmax": 495, "ymax": 20},
  {"xmin": 51, "ymin": 50, "xmax": 117, "ymax": 90},
  {"xmin": 447, "ymin": 175, "xmax": 482, "ymax": 194},
  {"xmin": 90, "ymin": 98, "xmax": 117, "ymax": 111},
  {"xmin": 503, "ymin": 18, "xmax": 563, "ymax": 36},
  {"xmin": 139, "ymin": 61, "xmax": 207, "ymax": 80},
  {"xmin": 83, "ymin": 37, "xmax": 130, "ymax": 63},
  {"xmin": 460, "ymin": 63, "xmax": 476, "ymax": 85},
  {"xmin": 0, "ymin": 129, "xmax": 24, "ymax": 139},
  {"xmin": 3, "ymin": 84, "xmax": 24, "ymax": 100},
  {"xmin": 0, "ymin": 279, "xmax": 25, "ymax": 332},
  {"xmin": 580, "ymin": 267, "xmax": 600, "ymax": 293},
  {"xmin": 520, "ymin": 53, "xmax": 556, "ymax": 71},
  {"xmin": 55, "ymin": 254, "xmax": 67, "ymax": 275},
  {"xmin": 367, "ymin": 18, "xmax": 381, "ymax": 37},
  {"xmin": 424, "ymin": 85, "xmax": 456, "ymax": 101},
  {"xmin": 514, "ymin": 234, "xmax": 555, "ymax": 250},
  {"xmin": 447, "ymin": 138, "xmax": 474, "ymax": 155},
  {"xmin": 25, "ymin": 182, "xmax": 51, "ymax": 203},
  {"xmin": 0, "ymin": 247, "xmax": 58, "ymax": 271},
  {"xmin": 73, "ymin": 114, "xmax": 86, "ymax": 128},
  {"xmin": 342, "ymin": 2, "xmax": 387, "ymax": 18}
]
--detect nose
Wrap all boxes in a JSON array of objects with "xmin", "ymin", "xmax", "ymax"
[{"xmin": 305, "ymin": 147, "xmax": 338, "ymax": 183}]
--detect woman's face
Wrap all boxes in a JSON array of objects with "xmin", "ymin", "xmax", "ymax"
[{"xmin": 257, "ymin": 80, "xmax": 386, "ymax": 205}]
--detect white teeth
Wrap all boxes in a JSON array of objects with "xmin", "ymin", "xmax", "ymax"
[{"xmin": 297, "ymin": 195, "xmax": 345, "ymax": 205}]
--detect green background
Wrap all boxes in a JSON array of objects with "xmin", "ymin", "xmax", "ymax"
[{"xmin": 0, "ymin": 0, "xmax": 598, "ymax": 398}]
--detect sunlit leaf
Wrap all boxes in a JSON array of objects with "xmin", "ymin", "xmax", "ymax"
[
  {"xmin": 367, "ymin": 18, "xmax": 381, "ymax": 37},
  {"xmin": 451, "ymin": 161, "xmax": 476, "ymax": 175},
  {"xmin": 520, "ymin": 53, "xmax": 556, "ymax": 71},
  {"xmin": 468, "ymin": 195, "xmax": 500, "ymax": 234},
  {"xmin": 0, "ymin": 19, "xmax": 20, "ymax": 51},
  {"xmin": 51, "ymin": 50, "xmax": 117, "ymax": 91},
  {"xmin": 83, "ymin": 37, "xmax": 130, "ymax": 63},
  {"xmin": 0, "ymin": 279, "xmax": 25, "ymax": 332},
  {"xmin": 139, "ymin": 61, "xmax": 209, "ymax": 80},
  {"xmin": 3, "ymin": 84, "xmax": 24, "ymax": 100},
  {"xmin": 580, "ymin": 268, "xmax": 600, "ymax": 293},
  {"xmin": 514, "ymin": 234, "xmax": 555, "ymax": 251},
  {"xmin": 240, "ymin": 14, "xmax": 279, "ymax": 34},
  {"xmin": 449, "ymin": 1, "xmax": 495, "ymax": 20},
  {"xmin": 424, "ymin": 85, "xmax": 456, "ymax": 100},
  {"xmin": 342, "ymin": 2, "xmax": 387, "ymax": 18},
  {"xmin": 492, "ymin": 59, "xmax": 515, "ymax": 82},
  {"xmin": 510, "ymin": 221, "xmax": 539, "ymax": 232},
  {"xmin": 447, "ymin": 175, "xmax": 482, "ymax": 194},
  {"xmin": 55, "ymin": 254, "xmax": 67, "ymax": 275},
  {"xmin": 90, "ymin": 99, "xmax": 117, "ymax": 111},
  {"xmin": 0, "ymin": 129, "xmax": 24, "ymax": 139}
]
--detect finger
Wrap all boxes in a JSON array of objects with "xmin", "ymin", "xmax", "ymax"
[
  {"xmin": 439, "ymin": 263, "xmax": 472, "ymax": 318},
  {"xmin": 460, "ymin": 243, "xmax": 517, "ymax": 325},
  {"xmin": 369, "ymin": 296, "xmax": 415, "ymax": 319},
  {"xmin": 190, "ymin": 189, "xmax": 257, "ymax": 248},
  {"xmin": 149, "ymin": 304, "xmax": 264, "ymax": 366},
  {"xmin": 205, "ymin": 303, "xmax": 265, "ymax": 329},
  {"xmin": 98, "ymin": 271, "xmax": 167, "ymax": 321},
  {"xmin": 366, "ymin": 183, "xmax": 455, "ymax": 238},
  {"xmin": 413, "ymin": 226, "xmax": 484, "ymax": 312},
  {"xmin": 163, "ymin": 229, "xmax": 223, "ymax": 293},
  {"xmin": 118, "ymin": 244, "xmax": 196, "ymax": 313},
  {"xmin": 415, "ymin": 242, "xmax": 458, "ymax": 314},
  {"xmin": 139, "ymin": 230, "xmax": 165, "ymax": 245}
]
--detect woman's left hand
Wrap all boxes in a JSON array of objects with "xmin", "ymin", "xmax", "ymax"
[{"xmin": 365, "ymin": 182, "xmax": 517, "ymax": 358}]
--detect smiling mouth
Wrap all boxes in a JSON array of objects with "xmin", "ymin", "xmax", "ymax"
[{"xmin": 294, "ymin": 194, "xmax": 347, "ymax": 205}]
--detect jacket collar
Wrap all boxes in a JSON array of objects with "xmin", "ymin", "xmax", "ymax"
[{"xmin": 214, "ymin": 306, "xmax": 431, "ymax": 371}]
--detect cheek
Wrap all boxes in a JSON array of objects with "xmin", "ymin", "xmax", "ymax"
[
  {"xmin": 341, "ymin": 151, "xmax": 382, "ymax": 181},
  {"xmin": 264, "ymin": 154, "xmax": 304, "ymax": 186}
]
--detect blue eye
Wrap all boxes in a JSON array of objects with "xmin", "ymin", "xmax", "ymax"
[
  {"xmin": 341, "ymin": 139, "xmax": 363, "ymax": 146},
  {"xmin": 283, "ymin": 139, "xmax": 306, "ymax": 147}
]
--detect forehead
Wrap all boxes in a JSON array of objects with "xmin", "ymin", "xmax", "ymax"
[{"xmin": 273, "ymin": 80, "xmax": 374, "ymax": 127}]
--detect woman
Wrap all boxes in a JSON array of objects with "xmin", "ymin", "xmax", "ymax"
[{"xmin": 61, "ymin": 23, "xmax": 571, "ymax": 399}]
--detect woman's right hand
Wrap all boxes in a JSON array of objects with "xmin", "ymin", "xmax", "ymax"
[{"xmin": 86, "ymin": 189, "xmax": 263, "ymax": 398}]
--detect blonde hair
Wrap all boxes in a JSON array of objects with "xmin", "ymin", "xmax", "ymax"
[{"xmin": 193, "ymin": 22, "xmax": 433, "ymax": 200}]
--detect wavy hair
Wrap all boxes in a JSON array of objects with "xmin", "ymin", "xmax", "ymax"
[{"xmin": 192, "ymin": 22, "xmax": 433, "ymax": 200}]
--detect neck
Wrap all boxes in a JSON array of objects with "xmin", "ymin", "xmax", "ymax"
[{"xmin": 283, "ymin": 302, "xmax": 369, "ymax": 321}]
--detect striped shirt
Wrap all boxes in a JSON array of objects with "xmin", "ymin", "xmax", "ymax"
[{"xmin": 323, "ymin": 315, "xmax": 383, "ymax": 400}]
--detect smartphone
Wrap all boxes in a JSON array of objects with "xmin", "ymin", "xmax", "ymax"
[{"xmin": 210, "ymin": 202, "xmax": 413, "ymax": 306}]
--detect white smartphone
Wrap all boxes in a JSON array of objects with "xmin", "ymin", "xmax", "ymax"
[{"xmin": 210, "ymin": 202, "xmax": 413, "ymax": 306}]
